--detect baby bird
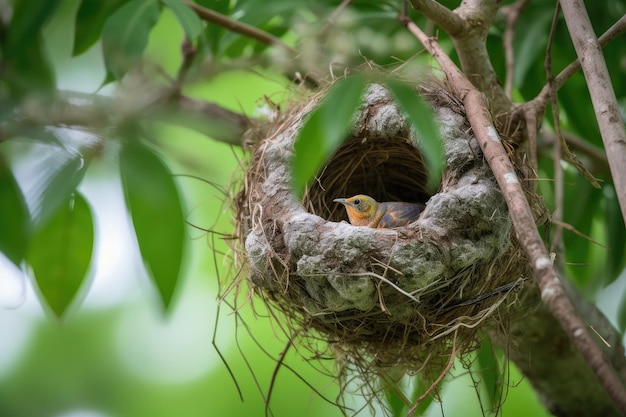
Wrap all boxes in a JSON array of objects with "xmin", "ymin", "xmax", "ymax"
[{"xmin": 333, "ymin": 194, "xmax": 422, "ymax": 228}]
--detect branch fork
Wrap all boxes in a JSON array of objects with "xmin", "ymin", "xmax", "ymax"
[{"xmin": 400, "ymin": 15, "xmax": 626, "ymax": 415}]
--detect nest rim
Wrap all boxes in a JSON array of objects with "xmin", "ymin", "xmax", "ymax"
[{"xmin": 234, "ymin": 79, "xmax": 535, "ymax": 373}]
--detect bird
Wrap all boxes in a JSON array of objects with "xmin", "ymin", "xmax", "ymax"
[{"xmin": 333, "ymin": 194, "xmax": 422, "ymax": 228}]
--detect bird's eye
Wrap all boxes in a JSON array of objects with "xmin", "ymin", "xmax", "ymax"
[{"xmin": 354, "ymin": 199, "xmax": 361, "ymax": 205}]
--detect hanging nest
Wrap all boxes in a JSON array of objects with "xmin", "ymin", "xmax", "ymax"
[{"xmin": 234, "ymin": 79, "xmax": 535, "ymax": 375}]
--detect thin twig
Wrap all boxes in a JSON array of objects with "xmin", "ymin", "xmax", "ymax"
[
  {"xmin": 545, "ymin": 3, "xmax": 564, "ymax": 253},
  {"xmin": 538, "ymin": 130, "xmax": 610, "ymax": 177},
  {"xmin": 310, "ymin": 271, "xmax": 421, "ymax": 304},
  {"xmin": 265, "ymin": 338, "xmax": 293, "ymax": 417},
  {"xmin": 185, "ymin": 1, "xmax": 323, "ymax": 87},
  {"xmin": 175, "ymin": 37, "xmax": 197, "ymax": 87},
  {"xmin": 399, "ymin": 16, "xmax": 626, "ymax": 415},
  {"xmin": 325, "ymin": 0, "xmax": 353, "ymax": 26},
  {"xmin": 523, "ymin": 106, "xmax": 538, "ymax": 180},
  {"xmin": 530, "ymin": 2, "xmax": 601, "ymax": 190},
  {"xmin": 551, "ymin": 219, "xmax": 608, "ymax": 249},
  {"xmin": 408, "ymin": 334, "xmax": 457, "ymax": 416},
  {"xmin": 533, "ymin": 13, "xmax": 626, "ymax": 110},
  {"xmin": 223, "ymin": 298, "xmax": 342, "ymax": 411},
  {"xmin": 211, "ymin": 273, "xmax": 244, "ymax": 401},
  {"xmin": 185, "ymin": 1, "xmax": 298, "ymax": 56},
  {"xmin": 501, "ymin": 0, "xmax": 531, "ymax": 97},
  {"xmin": 518, "ymin": 14, "xmax": 626, "ymax": 157}
]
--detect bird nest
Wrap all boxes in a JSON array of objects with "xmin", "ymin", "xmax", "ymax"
[{"xmin": 234, "ymin": 80, "xmax": 534, "ymax": 375}]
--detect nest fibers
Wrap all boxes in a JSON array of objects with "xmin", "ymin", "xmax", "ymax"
[{"xmin": 235, "ymin": 81, "xmax": 533, "ymax": 374}]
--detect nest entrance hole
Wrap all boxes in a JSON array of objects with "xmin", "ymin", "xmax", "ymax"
[{"xmin": 302, "ymin": 135, "xmax": 431, "ymax": 222}]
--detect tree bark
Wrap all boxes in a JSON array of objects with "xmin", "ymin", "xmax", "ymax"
[{"xmin": 490, "ymin": 281, "xmax": 626, "ymax": 417}]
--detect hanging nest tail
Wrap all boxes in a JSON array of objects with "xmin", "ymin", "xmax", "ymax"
[{"xmin": 235, "ymin": 79, "xmax": 535, "ymax": 374}]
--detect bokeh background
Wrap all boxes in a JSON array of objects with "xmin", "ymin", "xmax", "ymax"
[{"xmin": 1, "ymin": 2, "xmax": 625, "ymax": 417}]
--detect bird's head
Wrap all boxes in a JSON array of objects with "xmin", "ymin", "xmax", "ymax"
[{"xmin": 333, "ymin": 194, "xmax": 379, "ymax": 226}]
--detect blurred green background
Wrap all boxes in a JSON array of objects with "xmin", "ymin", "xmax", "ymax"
[{"xmin": 1, "ymin": 2, "xmax": 624, "ymax": 417}]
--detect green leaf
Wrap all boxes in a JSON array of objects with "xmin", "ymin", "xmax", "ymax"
[
  {"xmin": 604, "ymin": 186, "xmax": 626, "ymax": 285},
  {"xmin": 292, "ymin": 74, "xmax": 367, "ymax": 196},
  {"xmin": 73, "ymin": 0, "xmax": 130, "ymax": 56},
  {"xmin": 197, "ymin": 0, "xmax": 230, "ymax": 54},
  {"xmin": 476, "ymin": 338, "xmax": 501, "ymax": 410},
  {"xmin": 562, "ymin": 172, "xmax": 602, "ymax": 286},
  {"xmin": 383, "ymin": 384, "xmax": 406, "ymax": 416},
  {"xmin": 101, "ymin": 0, "xmax": 161, "ymax": 81},
  {"xmin": 384, "ymin": 79, "xmax": 443, "ymax": 191},
  {"xmin": 409, "ymin": 374, "xmax": 435, "ymax": 415},
  {"xmin": 35, "ymin": 154, "xmax": 90, "ymax": 228},
  {"xmin": 512, "ymin": 3, "xmax": 554, "ymax": 90},
  {"xmin": 559, "ymin": 77, "xmax": 602, "ymax": 148},
  {"xmin": 1, "ymin": 36, "xmax": 56, "ymax": 98},
  {"xmin": 120, "ymin": 139, "xmax": 186, "ymax": 310},
  {"xmin": 220, "ymin": 0, "xmax": 303, "ymax": 55},
  {"xmin": 0, "ymin": 157, "xmax": 31, "ymax": 266},
  {"xmin": 3, "ymin": 0, "xmax": 62, "ymax": 55},
  {"xmin": 27, "ymin": 193, "xmax": 94, "ymax": 318},
  {"xmin": 161, "ymin": 0, "xmax": 203, "ymax": 41},
  {"xmin": 2, "ymin": 0, "xmax": 58, "ymax": 97}
]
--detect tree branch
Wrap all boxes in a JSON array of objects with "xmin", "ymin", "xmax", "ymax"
[
  {"xmin": 531, "ymin": 13, "xmax": 626, "ymax": 111},
  {"xmin": 406, "ymin": 0, "xmax": 467, "ymax": 35},
  {"xmin": 543, "ymin": 3, "xmax": 601, "ymax": 191},
  {"xmin": 545, "ymin": 3, "xmax": 565, "ymax": 253},
  {"xmin": 406, "ymin": 0, "xmax": 512, "ymax": 115},
  {"xmin": 172, "ymin": 96, "xmax": 250, "ymax": 146},
  {"xmin": 556, "ymin": 0, "xmax": 626, "ymax": 224},
  {"xmin": 521, "ymin": 12, "xmax": 626, "ymax": 174},
  {"xmin": 491, "ymin": 284, "xmax": 626, "ymax": 417},
  {"xmin": 451, "ymin": 0, "xmax": 512, "ymax": 115},
  {"xmin": 184, "ymin": 1, "xmax": 298, "ymax": 56},
  {"xmin": 399, "ymin": 15, "xmax": 626, "ymax": 415},
  {"xmin": 501, "ymin": 0, "xmax": 532, "ymax": 97},
  {"xmin": 5, "ymin": 93, "xmax": 250, "ymax": 147},
  {"xmin": 523, "ymin": 105, "xmax": 539, "ymax": 176},
  {"xmin": 184, "ymin": 1, "xmax": 323, "ymax": 87}
]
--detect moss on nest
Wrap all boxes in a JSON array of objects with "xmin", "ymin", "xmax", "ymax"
[{"xmin": 234, "ymin": 79, "xmax": 535, "ymax": 375}]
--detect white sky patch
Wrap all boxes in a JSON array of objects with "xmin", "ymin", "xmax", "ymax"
[
  {"xmin": 0, "ymin": 256, "xmax": 27, "ymax": 310},
  {"xmin": 79, "ymin": 175, "xmax": 140, "ymax": 309},
  {"xmin": 114, "ymin": 286, "xmax": 220, "ymax": 384},
  {"xmin": 0, "ymin": 256, "xmax": 42, "ymax": 375},
  {"xmin": 53, "ymin": 409, "xmax": 111, "ymax": 417}
]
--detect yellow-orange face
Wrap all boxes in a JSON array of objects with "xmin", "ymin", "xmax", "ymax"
[{"xmin": 333, "ymin": 195, "xmax": 380, "ymax": 226}]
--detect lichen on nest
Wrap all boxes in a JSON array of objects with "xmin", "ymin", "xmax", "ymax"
[{"xmin": 235, "ymin": 79, "xmax": 532, "ymax": 372}]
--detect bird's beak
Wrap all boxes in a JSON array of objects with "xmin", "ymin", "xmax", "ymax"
[{"xmin": 333, "ymin": 198, "xmax": 347, "ymax": 204}]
